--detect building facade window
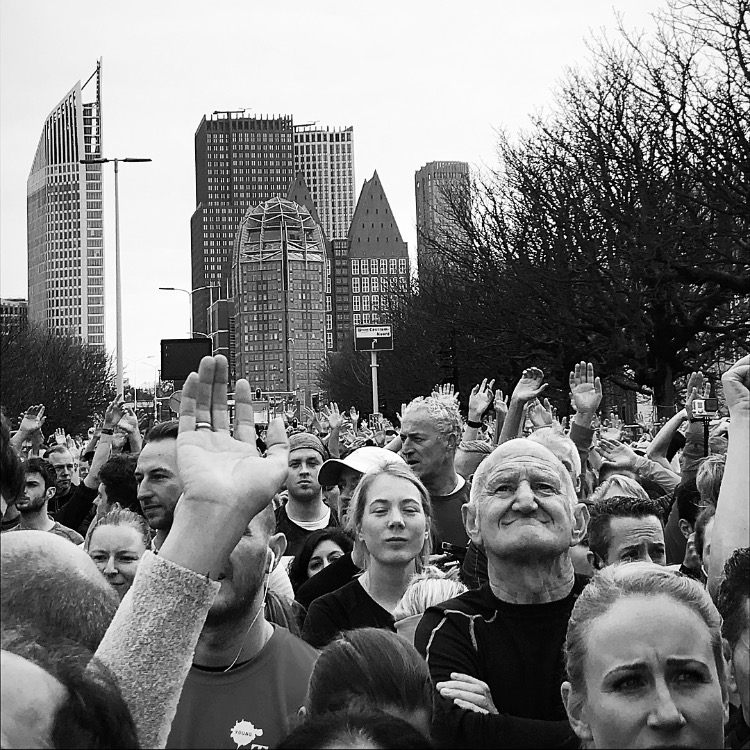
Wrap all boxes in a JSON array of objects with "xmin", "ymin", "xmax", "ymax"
[{"xmin": 352, "ymin": 295, "xmax": 361, "ymax": 311}]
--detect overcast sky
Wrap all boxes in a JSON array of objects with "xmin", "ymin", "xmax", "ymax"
[{"xmin": 0, "ymin": 0, "xmax": 661, "ymax": 387}]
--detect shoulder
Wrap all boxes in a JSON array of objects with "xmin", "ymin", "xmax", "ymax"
[
  {"xmin": 416, "ymin": 586, "xmax": 494, "ymax": 636},
  {"xmin": 308, "ymin": 578, "xmax": 361, "ymax": 613},
  {"xmin": 51, "ymin": 523, "xmax": 84, "ymax": 544},
  {"xmin": 271, "ymin": 625, "xmax": 320, "ymax": 664}
]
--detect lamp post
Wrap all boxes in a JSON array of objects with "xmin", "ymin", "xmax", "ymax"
[
  {"xmin": 159, "ymin": 284, "xmax": 219, "ymax": 337},
  {"xmin": 125, "ymin": 356, "xmax": 158, "ymax": 423},
  {"xmin": 80, "ymin": 156, "xmax": 151, "ymax": 396}
]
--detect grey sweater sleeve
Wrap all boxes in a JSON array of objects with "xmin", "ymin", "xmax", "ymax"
[{"xmin": 93, "ymin": 551, "xmax": 220, "ymax": 749}]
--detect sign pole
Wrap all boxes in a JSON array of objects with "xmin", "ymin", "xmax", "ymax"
[{"xmin": 370, "ymin": 350, "xmax": 379, "ymax": 415}]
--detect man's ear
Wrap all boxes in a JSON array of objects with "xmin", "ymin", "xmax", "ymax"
[
  {"xmin": 461, "ymin": 502, "xmax": 483, "ymax": 547},
  {"xmin": 571, "ymin": 503, "xmax": 589, "ymax": 546},
  {"xmin": 45, "ymin": 486, "xmax": 57, "ymax": 502},
  {"xmin": 268, "ymin": 532, "xmax": 286, "ymax": 572},
  {"xmin": 678, "ymin": 518, "xmax": 694, "ymax": 540},
  {"xmin": 561, "ymin": 681, "xmax": 593, "ymax": 745}
]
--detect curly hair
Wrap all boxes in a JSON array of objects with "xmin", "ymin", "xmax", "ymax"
[{"xmin": 402, "ymin": 396, "xmax": 462, "ymax": 447}]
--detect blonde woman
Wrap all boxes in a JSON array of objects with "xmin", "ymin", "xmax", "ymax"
[{"xmin": 302, "ymin": 463, "xmax": 432, "ymax": 649}]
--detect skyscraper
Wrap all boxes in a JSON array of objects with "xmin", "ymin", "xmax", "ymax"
[
  {"xmin": 293, "ymin": 125, "xmax": 355, "ymax": 241},
  {"xmin": 414, "ymin": 161, "xmax": 470, "ymax": 280},
  {"xmin": 230, "ymin": 197, "xmax": 326, "ymax": 393},
  {"xmin": 27, "ymin": 60, "xmax": 104, "ymax": 346},
  {"xmin": 191, "ymin": 113, "xmax": 296, "ymax": 335}
]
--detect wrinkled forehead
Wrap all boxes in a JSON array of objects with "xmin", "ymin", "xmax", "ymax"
[{"xmin": 474, "ymin": 439, "xmax": 569, "ymax": 491}]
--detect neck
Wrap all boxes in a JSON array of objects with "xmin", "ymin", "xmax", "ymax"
[
  {"xmin": 19, "ymin": 508, "xmax": 54, "ymax": 532},
  {"xmin": 361, "ymin": 559, "xmax": 416, "ymax": 612},
  {"xmin": 488, "ymin": 553, "xmax": 575, "ymax": 604},
  {"xmin": 193, "ymin": 597, "xmax": 273, "ymax": 669},
  {"xmin": 285, "ymin": 495, "xmax": 326, "ymax": 522},
  {"xmin": 153, "ymin": 529, "xmax": 169, "ymax": 551},
  {"xmin": 422, "ymin": 465, "xmax": 460, "ymax": 497}
]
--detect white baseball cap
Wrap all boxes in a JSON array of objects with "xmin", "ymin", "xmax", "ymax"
[{"xmin": 318, "ymin": 446, "xmax": 406, "ymax": 487}]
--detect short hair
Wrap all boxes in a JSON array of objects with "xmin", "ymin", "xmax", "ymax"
[
  {"xmin": 278, "ymin": 708, "xmax": 432, "ymax": 750},
  {"xmin": 288, "ymin": 528, "xmax": 353, "ymax": 593},
  {"xmin": 25, "ymin": 456, "xmax": 58, "ymax": 492},
  {"xmin": 588, "ymin": 495, "xmax": 666, "ymax": 562},
  {"xmin": 393, "ymin": 568, "xmax": 467, "ymax": 621},
  {"xmin": 306, "ymin": 628, "xmax": 433, "ymax": 723},
  {"xmin": 84, "ymin": 508, "xmax": 152, "ymax": 553},
  {"xmin": 43, "ymin": 444, "xmax": 72, "ymax": 460},
  {"xmin": 588, "ymin": 474, "xmax": 649, "ymax": 505},
  {"xmin": 457, "ymin": 440, "xmax": 493, "ymax": 455},
  {"xmin": 564, "ymin": 563, "xmax": 726, "ymax": 700},
  {"xmin": 693, "ymin": 505, "xmax": 716, "ymax": 561},
  {"xmin": 674, "ymin": 478, "xmax": 704, "ymax": 527},
  {"xmin": 402, "ymin": 396, "xmax": 462, "ymax": 447},
  {"xmin": 527, "ymin": 429, "xmax": 581, "ymax": 480},
  {"xmin": 143, "ymin": 420, "xmax": 178, "ymax": 444},
  {"xmin": 98, "ymin": 454, "xmax": 139, "ymax": 511},
  {"xmin": 1, "ymin": 630, "xmax": 139, "ymax": 749},
  {"xmin": 345, "ymin": 463, "xmax": 433, "ymax": 571},
  {"xmin": 716, "ymin": 547, "xmax": 750, "ymax": 650},
  {"xmin": 0, "ymin": 411, "xmax": 24, "ymax": 503},
  {"xmin": 597, "ymin": 462, "xmax": 637, "ymax": 484},
  {"xmin": 469, "ymin": 439, "xmax": 577, "ymax": 513},
  {"xmin": 1, "ymin": 532, "xmax": 118, "ymax": 654},
  {"xmin": 696, "ymin": 454, "xmax": 725, "ymax": 507}
]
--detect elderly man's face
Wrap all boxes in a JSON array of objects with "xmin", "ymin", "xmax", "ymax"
[{"xmin": 466, "ymin": 440, "xmax": 586, "ymax": 561}]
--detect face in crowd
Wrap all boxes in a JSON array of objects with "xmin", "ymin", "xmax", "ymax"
[
  {"xmin": 287, "ymin": 448, "xmax": 323, "ymax": 503},
  {"xmin": 591, "ymin": 514, "xmax": 666, "ymax": 570},
  {"xmin": 17, "ymin": 471, "xmax": 55, "ymax": 515},
  {"xmin": 135, "ymin": 439, "xmax": 182, "ymax": 531},
  {"xmin": 399, "ymin": 406, "xmax": 456, "ymax": 486},
  {"xmin": 307, "ymin": 538, "xmax": 346, "ymax": 579},
  {"xmin": 46, "ymin": 449, "xmax": 75, "ymax": 496},
  {"xmin": 354, "ymin": 471, "xmax": 429, "ymax": 569},
  {"xmin": 464, "ymin": 440, "xmax": 587, "ymax": 562},
  {"xmin": 336, "ymin": 466, "xmax": 361, "ymax": 522},
  {"xmin": 87, "ymin": 520, "xmax": 149, "ymax": 600}
]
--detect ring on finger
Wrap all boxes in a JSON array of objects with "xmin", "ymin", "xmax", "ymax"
[{"xmin": 195, "ymin": 422, "xmax": 213, "ymax": 431}]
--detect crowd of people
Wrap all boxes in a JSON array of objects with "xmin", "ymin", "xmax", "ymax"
[{"xmin": 1, "ymin": 351, "xmax": 747, "ymax": 749}]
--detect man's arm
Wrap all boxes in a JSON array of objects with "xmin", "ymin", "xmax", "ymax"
[
  {"xmin": 708, "ymin": 355, "xmax": 749, "ymax": 599},
  {"xmin": 680, "ymin": 372, "xmax": 712, "ymax": 481},
  {"xmin": 597, "ymin": 438, "xmax": 681, "ymax": 494},
  {"xmin": 463, "ymin": 379, "xmax": 495, "ymax": 442},
  {"xmin": 9, "ymin": 404, "xmax": 46, "ymax": 454},
  {"xmin": 646, "ymin": 409, "xmax": 688, "ymax": 470},
  {"xmin": 415, "ymin": 608, "xmax": 573, "ymax": 749},
  {"xmin": 499, "ymin": 368, "xmax": 548, "ymax": 444}
]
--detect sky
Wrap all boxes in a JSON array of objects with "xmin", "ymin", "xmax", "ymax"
[{"xmin": 0, "ymin": 0, "xmax": 661, "ymax": 388}]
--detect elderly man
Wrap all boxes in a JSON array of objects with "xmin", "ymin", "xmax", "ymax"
[
  {"xmin": 399, "ymin": 396, "xmax": 469, "ymax": 549},
  {"xmin": 414, "ymin": 439, "xmax": 589, "ymax": 749}
]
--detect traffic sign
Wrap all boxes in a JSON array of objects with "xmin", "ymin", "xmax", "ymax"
[
  {"xmin": 354, "ymin": 325, "xmax": 393, "ymax": 351},
  {"xmin": 168, "ymin": 390, "xmax": 182, "ymax": 414}
]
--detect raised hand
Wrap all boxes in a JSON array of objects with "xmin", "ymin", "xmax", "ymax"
[
  {"xmin": 468, "ymin": 379, "xmax": 495, "ymax": 422},
  {"xmin": 493, "ymin": 389, "xmax": 509, "ymax": 418},
  {"xmin": 19, "ymin": 404, "xmax": 46, "ymax": 435},
  {"xmin": 175, "ymin": 356, "xmax": 289, "ymax": 552},
  {"xmin": 118, "ymin": 405, "xmax": 140, "ymax": 435},
  {"xmin": 322, "ymin": 403, "xmax": 343, "ymax": 431},
  {"xmin": 721, "ymin": 355, "xmax": 749, "ymax": 417},
  {"xmin": 104, "ymin": 394, "xmax": 127, "ymax": 428},
  {"xmin": 436, "ymin": 672, "xmax": 499, "ymax": 715},
  {"xmin": 569, "ymin": 361, "xmax": 602, "ymax": 416},
  {"xmin": 433, "ymin": 383, "xmax": 459, "ymax": 402},
  {"xmin": 684, "ymin": 371, "xmax": 704, "ymax": 420},
  {"xmin": 349, "ymin": 406, "xmax": 360, "ymax": 427},
  {"xmin": 511, "ymin": 367, "xmax": 548, "ymax": 404},
  {"xmin": 527, "ymin": 398, "xmax": 555, "ymax": 429},
  {"xmin": 54, "ymin": 427, "xmax": 67, "ymax": 445},
  {"xmin": 597, "ymin": 437, "xmax": 638, "ymax": 470}
]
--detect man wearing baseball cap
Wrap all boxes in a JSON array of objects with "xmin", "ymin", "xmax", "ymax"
[
  {"xmin": 275, "ymin": 433, "xmax": 337, "ymax": 558},
  {"xmin": 295, "ymin": 447, "xmax": 406, "ymax": 611}
]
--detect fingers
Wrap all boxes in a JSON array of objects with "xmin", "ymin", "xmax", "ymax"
[
  {"xmin": 194, "ymin": 356, "xmax": 216, "ymax": 426},
  {"xmin": 453, "ymin": 698, "xmax": 489, "ymax": 714},
  {"xmin": 233, "ymin": 379, "xmax": 256, "ymax": 448},
  {"xmin": 264, "ymin": 417, "xmax": 290, "ymax": 472},
  {"xmin": 178, "ymin": 372, "xmax": 200, "ymax": 433},
  {"xmin": 37, "ymin": 405, "xmax": 45, "ymax": 420},
  {"xmin": 211, "ymin": 355, "xmax": 230, "ymax": 432}
]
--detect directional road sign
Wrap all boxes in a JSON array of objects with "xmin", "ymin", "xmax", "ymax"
[{"xmin": 354, "ymin": 325, "xmax": 393, "ymax": 352}]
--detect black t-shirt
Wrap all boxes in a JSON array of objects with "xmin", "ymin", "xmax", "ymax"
[
  {"xmin": 295, "ymin": 551, "xmax": 360, "ymax": 610},
  {"xmin": 274, "ymin": 503, "xmax": 339, "ymax": 558},
  {"xmin": 302, "ymin": 578, "xmax": 395, "ymax": 649},
  {"xmin": 431, "ymin": 479, "xmax": 471, "ymax": 548},
  {"xmin": 414, "ymin": 577, "xmax": 588, "ymax": 749},
  {"xmin": 50, "ymin": 482, "xmax": 99, "ymax": 533}
]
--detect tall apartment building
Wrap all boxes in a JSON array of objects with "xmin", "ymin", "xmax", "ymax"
[
  {"xmin": 293, "ymin": 125, "xmax": 355, "ymax": 240},
  {"xmin": 27, "ymin": 60, "xmax": 105, "ymax": 346},
  {"xmin": 191, "ymin": 113, "xmax": 296, "ymax": 335},
  {"xmin": 340, "ymin": 171, "xmax": 410, "ymax": 345},
  {"xmin": 230, "ymin": 197, "xmax": 326, "ymax": 393},
  {"xmin": 414, "ymin": 161, "xmax": 470, "ymax": 280},
  {"xmin": 191, "ymin": 114, "xmax": 355, "ymax": 338}
]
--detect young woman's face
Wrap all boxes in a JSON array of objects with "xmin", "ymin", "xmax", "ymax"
[
  {"xmin": 358, "ymin": 474, "xmax": 426, "ymax": 568},
  {"xmin": 564, "ymin": 594, "xmax": 726, "ymax": 749},
  {"xmin": 306, "ymin": 539, "xmax": 346, "ymax": 579},
  {"xmin": 87, "ymin": 525, "xmax": 147, "ymax": 600}
]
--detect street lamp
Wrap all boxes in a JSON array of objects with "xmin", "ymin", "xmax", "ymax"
[
  {"xmin": 80, "ymin": 156, "xmax": 152, "ymax": 396},
  {"xmin": 125, "ymin": 356, "xmax": 158, "ymax": 420},
  {"xmin": 159, "ymin": 284, "xmax": 219, "ymax": 337}
]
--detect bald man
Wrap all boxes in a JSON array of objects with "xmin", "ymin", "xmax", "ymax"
[
  {"xmin": 1, "ymin": 531, "xmax": 118, "ymax": 654},
  {"xmin": 415, "ymin": 440, "xmax": 590, "ymax": 749}
]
